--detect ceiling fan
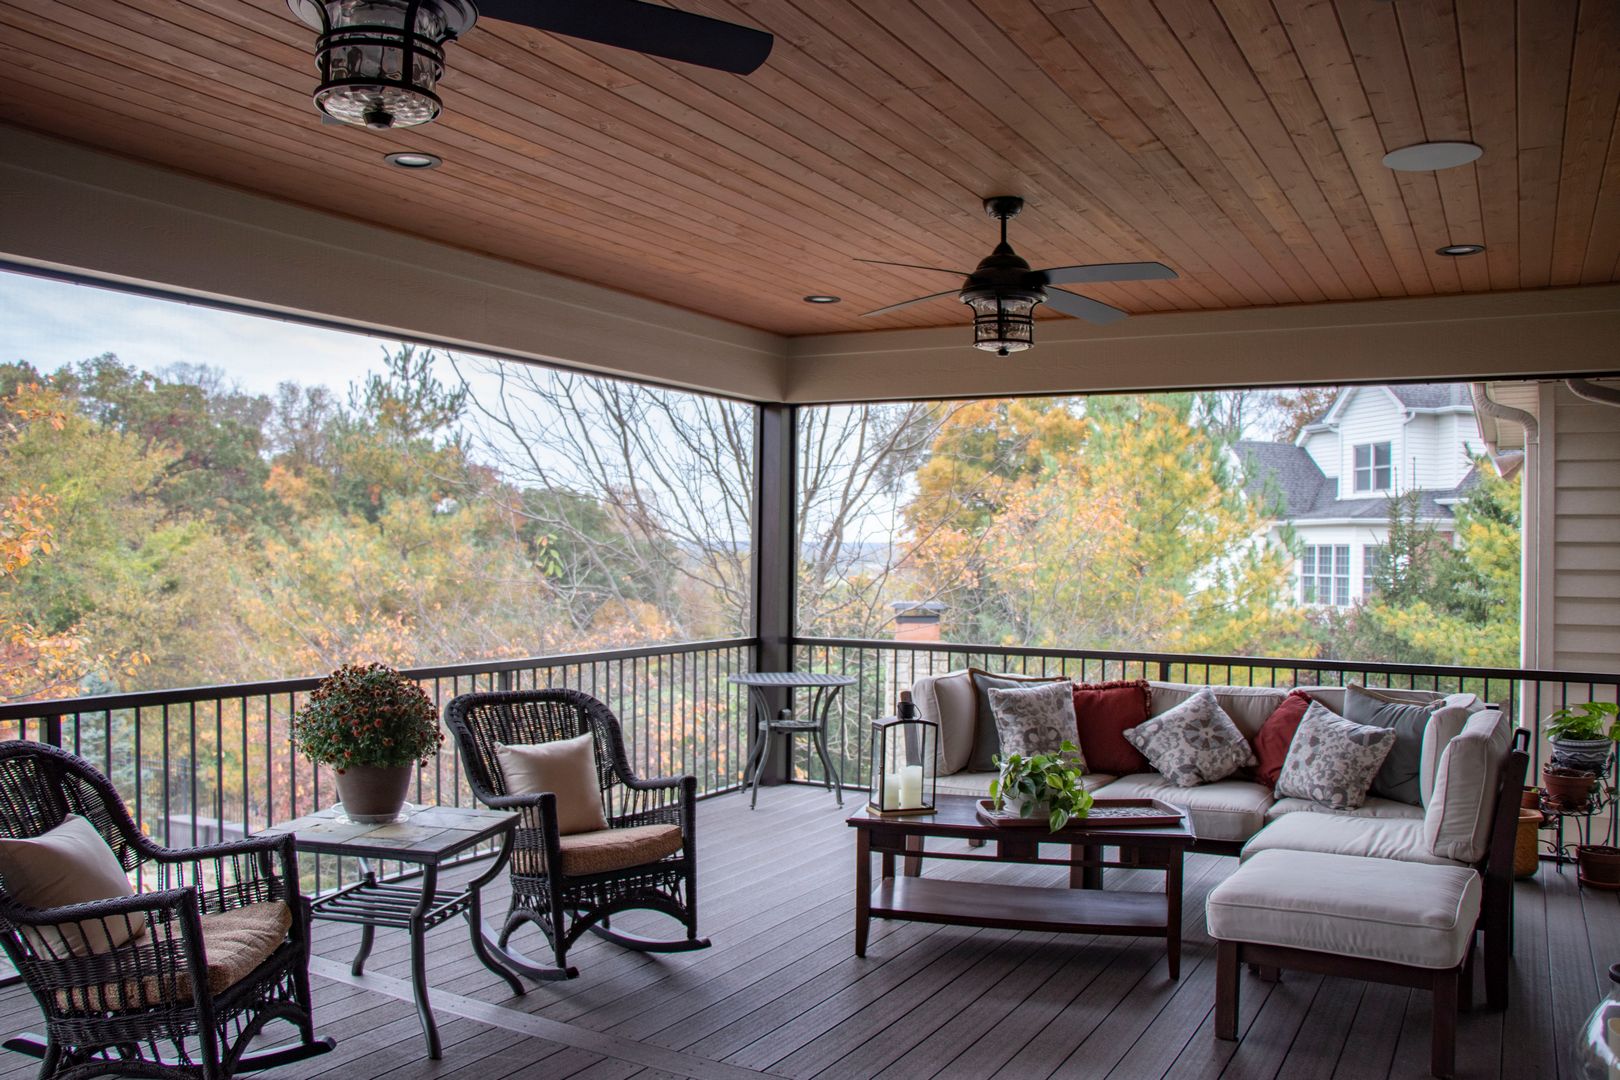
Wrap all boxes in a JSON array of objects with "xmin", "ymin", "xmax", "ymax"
[
  {"xmin": 288, "ymin": 0, "xmax": 773, "ymax": 130},
  {"xmin": 859, "ymin": 196, "xmax": 1177, "ymax": 356}
]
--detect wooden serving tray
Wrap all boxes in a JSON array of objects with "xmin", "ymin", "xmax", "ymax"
[{"xmin": 975, "ymin": 797, "xmax": 1184, "ymax": 830}]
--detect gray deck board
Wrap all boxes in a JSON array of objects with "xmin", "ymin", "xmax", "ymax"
[{"xmin": 0, "ymin": 784, "xmax": 1610, "ymax": 1080}]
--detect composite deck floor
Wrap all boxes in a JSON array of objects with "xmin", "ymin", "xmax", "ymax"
[{"xmin": 3, "ymin": 784, "xmax": 1614, "ymax": 1080}]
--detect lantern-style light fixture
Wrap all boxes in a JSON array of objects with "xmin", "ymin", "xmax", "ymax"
[
  {"xmin": 287, "ymin": 0, "xmax": 476, "ymax": 130},
  {"xmin": 963, "ymin": 285, "xmax": 1043, "ymax": 357},
  {"xmin": 868, "ymin": 692, "xmax": 938, "ymax": 816}
]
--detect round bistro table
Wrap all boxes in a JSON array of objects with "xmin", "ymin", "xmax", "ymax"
[{"xmin": 730, "ymin": 671, "xmax": 855, "ymax": 808}]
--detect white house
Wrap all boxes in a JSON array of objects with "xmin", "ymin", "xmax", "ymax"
[{"xmin": 1235, "ymin": 385, "xmax": 1484, "ymax": 608}]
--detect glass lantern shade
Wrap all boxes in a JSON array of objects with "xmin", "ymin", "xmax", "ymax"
[
  {"xmin": 1575, "ymin": 962, "xmax": 1620, "ymax": 1079},
  {"xmin": 868, "ymin": 715, "xmax": 939, "ymax": 816},
  {"xmin": 965, "ymin": 288, "xmax": 1043, "ymax": 357},
  {"xmin": 288, "ymin": 0, "xmax": 476, "ymax": 129}
]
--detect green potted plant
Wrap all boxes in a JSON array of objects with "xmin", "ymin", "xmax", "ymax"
[
  {"xmin": 989, "ymin": 740, "xmax": 1094, "ymax": 832},
  {"xmin": 291, "ymin": 663, "xmax": 443, "ymax": 823},
  {"xmin": 1546, "ymin": 701, "xmax": 1620, "ymax": 773}
]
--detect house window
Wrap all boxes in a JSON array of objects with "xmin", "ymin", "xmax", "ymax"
[
  {"xmin": 1353, "ymin": 442, "xmax": 1392, "ymax": 492},
  {"xmin": 1363, "ymin": 544, "xmax": 1387, "ymax": 599},
  {"xmin": 1301, "ymin": 545, "xmax": 1351, "ymax": 606}
]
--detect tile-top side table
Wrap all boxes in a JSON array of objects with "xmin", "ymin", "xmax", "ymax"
[{"xmin": 257, "ymin": 803, "xmax": 523, "ymax": 1059}]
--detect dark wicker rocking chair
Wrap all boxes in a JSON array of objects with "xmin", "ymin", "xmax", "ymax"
[
  {"xmin": 0, "ymin": 742, "xmax": 333, "ymax": 1080},
  {"xmin": 445, "ymin": 689, "xmax": 710, "ymax": 980}
]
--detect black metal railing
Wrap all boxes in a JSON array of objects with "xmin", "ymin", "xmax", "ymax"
[
  {"xmin": 790, "ymin": 637, "xmax": 1620, "ymax": 794},
  {"xmin": 0, "ymin": 638, "xmax": 757, "ymax": 895}
]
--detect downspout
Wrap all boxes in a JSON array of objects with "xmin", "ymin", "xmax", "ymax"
[
  {"xmin": 1469, "ymin": 383, "xmax": 1542, "ymax": 701},
  {"xmin": 1565, "ymin": 378, "xmax": 1620, "ymax": 409}
]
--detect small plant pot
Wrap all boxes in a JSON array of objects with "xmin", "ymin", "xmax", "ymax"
[
  {"xmin": 1521, "ymin": 785, "xmax": 1542, "ymax": 810},
  {"xmin": 1576, "ymin": 845, "xmax": 1620, "ymax": 891},
  {"xmin": 1551, "ymin": 737, "xmax": 1614, "ymax": 775},
  {"xmin": 335, "ymin": 763, "xmax": 414, "ymax": 823},
  {"xmin": 1543, "ymin": 764, "xmax": 1598, "ymax": 811}
]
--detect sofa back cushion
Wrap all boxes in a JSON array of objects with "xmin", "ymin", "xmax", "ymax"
[
  {"xmin": 1148, "ymin": 683, "xmax": 1287, "ymax": 743},
  {"xmin": 909, "ymin": 670, "xmax": 978, "ymax": 775},
  {"xmin": 968, "ymin": 669, "xmax": 1064, "ymax": 772},
  {"xmin": 1424, "ymin": 709, "xmax": 1512, "ymax": 864},
  {"xmin": 1292, "ymin": 687, "xmax": 1478, "ymax": 806}
]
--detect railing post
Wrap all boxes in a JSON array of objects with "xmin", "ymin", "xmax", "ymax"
[
  {"xmin": 752, "ymin": 402, "xmax": 797, "ymax": 785},
  {"xmin": 43, "ymin": 714, "xmax": 62, "ymax": 748}
]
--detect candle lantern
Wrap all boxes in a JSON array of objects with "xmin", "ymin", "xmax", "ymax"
[{"xmin": 868, "ymin": 693, "xmax": 938, "ymax": 815}]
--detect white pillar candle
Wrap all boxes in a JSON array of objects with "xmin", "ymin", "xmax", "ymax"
[
  {"xmin": 900, "ymin": 765, "xmax": 924, "ymax": 809},
  {"xmin": 882, "ymin": 772, "xmax": 901, "ymax": 808}
]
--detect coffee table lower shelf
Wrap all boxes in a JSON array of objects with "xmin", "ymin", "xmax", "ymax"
[{"xmin": 870, "ymin": 876, "xmax": 1171, "ymax": 937}]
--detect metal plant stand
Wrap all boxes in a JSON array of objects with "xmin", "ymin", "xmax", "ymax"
[
  {"xmin": 259, "ymin": 803, "xmax": 524, "ymax": 1059},
  {"xmin": 1539, "ymin": 754, "xmax": 1619, "ymax": 868},
  {"xmin": 731, "ymin": 671, "xmax": 856, "ymax": 808}
]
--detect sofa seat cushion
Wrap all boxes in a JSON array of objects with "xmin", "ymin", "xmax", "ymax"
[
  {"xmin": 937, "ymin": 771, "xmax": 1115, "ymax": 799},
  {"xmin": 558, "ymin": 824, "xmax": 682, "ymax": 877},
  {"xmin": 1240, "ymin": 814, "xmax": 1463, "ymax": 867},
  {"xmin": 1265, "ymin": 795, "xmax": 1424, "ymax": 823},
  {"xmin": 1093, "ymin": 773, "xmax": 1273, "ymax": 843},
  {"xmin": 1207, "ymin": 849, "xmax": 1479, "ymax": 970},
  {"xmin": 55, "ymin": 901, "xmax": 292, "ymax": 1013}
]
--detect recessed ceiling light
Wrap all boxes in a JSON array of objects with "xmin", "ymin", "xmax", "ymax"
[
  {"xmin": 1382, "ymin": 142, "xmax": 1483, "ymax": 172},
  {"xmin": 803, "ymin": 295, "xmax": 842, "ymax": 304},
  {"xmin": 384, "ymin": 151, "xmax": 442, "ymax": 170},
  {"xmin": 1436, "ymin": 243, "xmax": 1486, "ymax": 257}
]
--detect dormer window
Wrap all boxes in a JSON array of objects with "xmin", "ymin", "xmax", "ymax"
[{"xmin": 1354, "ymin": 442, "xmax": 1392, "ymax": 492}]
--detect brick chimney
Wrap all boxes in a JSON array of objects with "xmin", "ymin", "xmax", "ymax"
[{"xmin": 890, "ymin": 601, "xmax": 946, "ymax": 643}]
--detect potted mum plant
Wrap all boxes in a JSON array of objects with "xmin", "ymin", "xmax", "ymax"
[
  {"xmin": 989, "ymin": 740, "xmax": 1094, "ymax": 832},
  {"xmin": 291, "ymin": 663, "xmax": 443, "ymax": 823}
]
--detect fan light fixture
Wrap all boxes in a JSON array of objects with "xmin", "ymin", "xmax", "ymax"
[
  {"xmin": 288, "ymin": 0, "xmax": 476, "ymax": 130},
  {"xmin": 964, "ymin": 288, "xmax": 1041, "ymax": 356}
]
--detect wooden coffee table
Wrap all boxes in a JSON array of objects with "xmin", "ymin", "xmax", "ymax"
[{"xmin": 847, "ymin": 794, "xmax": 1195, "ymax": 977}]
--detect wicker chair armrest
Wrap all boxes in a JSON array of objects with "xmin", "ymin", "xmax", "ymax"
[
  {"xmin": 622, "ymin": 773, "xmax": 686, "ymax": 792},
  {"xmin": 141, "ymin": 833, "xmax": 297, "ymax": 914},
  {"xmin": 6, "ymin": 886, "xmax": 195, "ymax": 930},
  {"xmin": 144, "ymin": 831, "xmax": 289, "ymax": 865},
  {"xmin": 479, "ymin": 791, "xmax": 551, "ymax": 811}
]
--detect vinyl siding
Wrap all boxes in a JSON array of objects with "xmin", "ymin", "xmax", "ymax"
[{"xmin": 1549, "ymin": 384, "xmax": 1620, "ymax": 671}]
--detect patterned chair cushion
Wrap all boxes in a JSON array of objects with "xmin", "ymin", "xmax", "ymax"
[
  {"xmin": 1122, "ymin": 688, "xmax": 1255, "ymax": 787},
  {"xmin": 1274, "ymin": 701, "xmax": 1397, "ymax": 811},
  {"xmin": 558, "ymin": 824, "xmax": 682, "ymax": 877}
]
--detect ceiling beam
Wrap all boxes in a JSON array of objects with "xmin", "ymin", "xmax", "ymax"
[
  {"xmin": 0, "ymin": 125, "xmax": 788, "ymax": 401},
  {"xmin": 785, "ymin": 286, "xmax": 1620, "ymax": 403}
]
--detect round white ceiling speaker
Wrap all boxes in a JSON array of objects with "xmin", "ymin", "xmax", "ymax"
[{"xmin": 1382, "ymin": 142, "xmax": 1484, "ymax": 172}]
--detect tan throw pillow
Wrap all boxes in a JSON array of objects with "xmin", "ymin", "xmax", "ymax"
[
  {"xmin": 0, "ymin": 814, "xmax": 145, "ymax": 957},
  {"xmin": 496, "ymin": 733, "xmax": 610, "ymax": 835}
]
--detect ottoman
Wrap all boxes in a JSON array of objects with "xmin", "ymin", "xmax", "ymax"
[{"xmin": 1207, "ymin": 848, "xmax": 1481, "ymax": 1078}]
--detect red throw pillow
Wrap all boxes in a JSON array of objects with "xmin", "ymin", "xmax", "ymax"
[
  {"xmin": 1253, "ymin": 690, "xmax": 1314, "ymax": 788},
  {"xmin": 1071, "ymin": 679, "xmax": 1151, "ymax": 776}
]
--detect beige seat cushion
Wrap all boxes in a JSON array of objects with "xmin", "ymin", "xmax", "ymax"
[
  {"xmin": 936, "ymin": 771, "xmax": 1115, "ymax": 799},
  {"xmin": 1265, "ymin": 795, "xmax": 1424, "ymax": 823},
  {"xmin": 496, "ymin": 733, "xmax": 609, "ymax": 835},
  {"xmin": 1092, "ymin": 773, "xmax": 1273, "ymax": 843},
  {"xmin": 0, "ymin": 814, "xmax": 144, "ymax": 957},
  {"xmin": 910, "ymin": 670, "xmax": 978, "ymax": 774},
  {"xmin": 1424, "ymin": 710, "xmax": 1512, "ymax": 863},
  {"xmin": 1241, "ymin": 813, "xmax": 1462, "ymax": 867},
  {"xmin": 558, "ymin": 824, "xmax": 682, "ymax": 877},
  {"xmin": 56, "ymin": 901, "xmax": 291, "ymax": 1013},
  {"xmin": 1207, "ymin": 849, "xmax": 1479, "ymax": 970}
]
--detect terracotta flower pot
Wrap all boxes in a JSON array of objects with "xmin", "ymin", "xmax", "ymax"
[
  {"xmin": 1543, "ymin": 764, "xmax": 1597, "ymax": 811},
  {"xmin": 1576, "ymin": 845, "xmax": 1620, "ymax": 891},
  {"xmin": 1521, "ymin": 785, "xmax": 1542, "ymax": 810},
  {"xmin": 335, "ymin": 763, "xmax": 414, "ymax": 823}
]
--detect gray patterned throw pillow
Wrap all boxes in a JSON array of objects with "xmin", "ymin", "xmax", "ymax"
[
  {"xmin": 1274, "ymin": 701, "xmax": 1398, "ymax": 810},
  {"xmin": 1121, "ymin": 688, "xmax": 1256, "ymax": 787},
  {"xmin": 987, "ymin": 680, "xmax": 1081, "ymax": 764}
]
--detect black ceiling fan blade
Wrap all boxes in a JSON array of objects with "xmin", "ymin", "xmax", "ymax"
[
  {"xmin": 1034, "ymin": 261, "xmax": 1177, "ymax": 286},
  {"xmin": 859, "ymin": 290, "xmax": 962, "ymax": 318},
  {"xmin": 1044, "ymin": 288, "xmax": 1129, "ymax": 324},
  {"xmin": 856, "ymin": 258, "xmax": 971, "ymax": 278},
  {"xmin": 477, "ymin": 0, "xmax": 773, "ymax": 75}
]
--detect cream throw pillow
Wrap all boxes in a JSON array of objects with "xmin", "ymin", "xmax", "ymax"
[
  {"xmin": 496, "ymin": 733, "xmax": 610, "ymax": 835},
  {"xmin": 0, "ymin": 814, "xmax": 145, "ymax": 957}
]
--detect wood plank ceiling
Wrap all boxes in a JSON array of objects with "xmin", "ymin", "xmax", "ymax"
[{"xmin": 2, "ymin": 0, "xmax": 1617, "ymax": 336}]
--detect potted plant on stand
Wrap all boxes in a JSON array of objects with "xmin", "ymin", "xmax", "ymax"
[
  {"xmin": 988, "ymin": 740, "xmax": 1094, "ymax": 832},
  {"xmin": 292, "ymin": 662, "xmax": 443, "ymax": 823},
  {"xmin": 1547, "ymin": 701, "xmax": 1620, "ymax": 773}
]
